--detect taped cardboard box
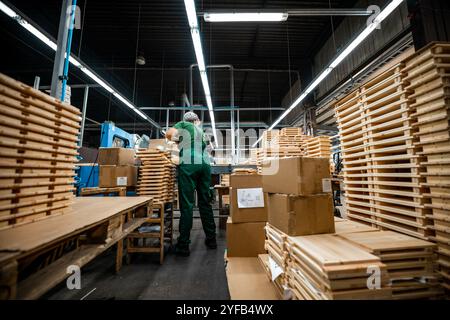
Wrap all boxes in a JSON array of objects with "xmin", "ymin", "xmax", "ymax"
[
  {"xmin": 267, "ymin": 193, "xmax": 335, "ymax": 236},
  {"xmin": 230, "ymin": 174, "xmax": 268, "ymax": 223},
  {"xmin": 99, "ymin": 165, "xmax": 138, "ymax": 188},
  {"xmin": 261, "ymin": 157, "xmax": 331, "ymax": 196},
  {"xmin": 98, "ymin": 148, "xmax": 136, "ymax": 166},
  {"xmin": 226, "ymin": 217, "xmax": 266, "ymax": 257},
  {"xmin": 230, "ymin": 187, "xmax": 268, "ymax": 223}
]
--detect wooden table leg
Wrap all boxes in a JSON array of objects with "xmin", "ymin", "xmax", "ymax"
[{"xmin": 115, "ymin": 239, "xmax": 124, "ymax": 273}]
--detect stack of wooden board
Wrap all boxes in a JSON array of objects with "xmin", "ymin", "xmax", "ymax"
[
  {"xmin": 0, "ymin": 73, "xmax": 80, "ymax": 229},
  {"xmin": 249, "ymin": 148, "xmax": 259, "ymax": 165},
  {"xmin": 305, "ymin": 136, "xmax": 331, "ymax": 158},
  {"xmin": 338, "ymin": 231, "xmax": 441, "ymax": 299},
  {"xmin": 261, "ymin": 130, "xmax": 280, "ymax": 149},
  {"xmin": 286, "ymin": 234, "xmax": 392, "ymax": 300},
  {"xmin": 335, "ymin": 63, "xmax": 430, "ymax": 241},
  {"xmin": 334, "ymin": 219, "xmax": 379, "ymax": 235},
  {"xmin": 220, "ymin": 174, "xmax": 230, "ymax": 187},
  {"xmin": 264, "ymin": 224, "xmax": 288, "ymax": 295},
  {"xmin": 136, "ymin": 149, "xmax": 176, "ymax": 204},
  {"xmin": 280, "ymin": 127, "xmax": 303, "ymax": 137},
  {"xmin": 402, "ymin": 43, "xmax": 450, "ymax": 291}
]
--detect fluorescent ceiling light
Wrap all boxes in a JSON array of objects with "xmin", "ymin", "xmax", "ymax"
[
  {"xmin": 253, "ymin": 0, "xmax": 404, "ymax": 147},
  {"xmin": 204, "ymin": 12, "xmax": 288, "ymax": 22},
  {"xmin": 0, "ymin": 1, "xmax": 15, "ymax": 17},
  {"xmin": 0, "ymin": 0, "xmax": 159, "ymax": 128},
  {"xmin": 184, "ymin": 0, "xmax": 219, "ymax": 148}
]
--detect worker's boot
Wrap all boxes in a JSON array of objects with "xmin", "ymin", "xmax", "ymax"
[
  {"xmin": 205, "ymin": 238, "xmax": 217, "ymax": 250},
  {"xmin": 175, "ymin": 244, "xmax": 190, "ymax": 257}
]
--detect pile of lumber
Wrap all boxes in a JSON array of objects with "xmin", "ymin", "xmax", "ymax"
[
  {"xmin": 136, "ymin": 149, "xmax": 176, "ymax": 204},
  {"xmin": 286, "ymin": 234, "xmax": 392, "ymax": 300},
  {"xmin": 261, "ymin": 129, "xmax": 280, "ymax": 149},
  {"xmin": 402, "ymin": 43, "xmax": 450, "ymax": 291},
  {"xmin": 220, "ymin": 174, "xmax": 230, "ymax": 187},
  {"xmin": 335, "ymin": 63, "xmax": 429, "ymax": 240},
  {"xmin": 270, "ymin": 127, "xmax": 310, "ymax": 150},
  {"xmin": 0, "ymin": 73, "xmax": 80, "ymax": 229},
  {"xmin": 338, "ymin": 231, "xmax": 441, "ymax": 299},
  {"xmin": 264, "ymin": 224, "xmax": 288, "ymax": 296},
  {"xmin": 249, "ymin": 148, "xmax": 259, "ymax": 165},
  {"xmin": 306, "ymin": 136, "xmax": 332, "ymax": 158},
  {"xmin": 335, "ymin": 42, "xmax": 450, "ymax": 292}
]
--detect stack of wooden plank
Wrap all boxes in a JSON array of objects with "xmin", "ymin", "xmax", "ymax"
[
  {"xmin": 249, "ymin": 148, "xmax": 259, "ymax": 165},
  {"xmin": 338, "ymin": 231, "xmax": 441, "ymax": 299},
  {"xmin": 286, "ymin": 234, "xmax": 392, "ymax": 300},
  {"xmin": 334, "ymin": 219, "xmax": 379, "ymax": 235},
  {"xmin": 136, "ymin": 149, "xmax": 176, "ymax": 205},
  {"xmin": 220, "ymin": 174, "xmax": 230, "ymax": 187},
  {"xmin": 335, "ymin": 64, "xmax": 430, "ymax": 241},
  {"xmin": 305, "ymin": 136, "xmax": 331, "ymax": 158},
  {"xmin": 402, "ymin": 43, "xmax": 450, "ymax": 291},
  {"xmin": 261, "ymin": 130, "xmax": 280, "ymax": 149},
  {"xmin": 264, "ymin": 224, "xmax": 288, "ymax": 295},
  {"xmin": 0, "ymin": 73, "xmax": 80, "ymax": 229}
]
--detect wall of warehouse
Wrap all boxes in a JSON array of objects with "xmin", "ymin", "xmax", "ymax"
[{"xmin": 284, "ymin": 0, "xmax": 410, "ymax": 126}]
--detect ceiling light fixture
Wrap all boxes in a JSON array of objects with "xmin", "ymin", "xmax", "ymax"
[
  {"xmin": 184, "ymin": 0, "xmax": 219, "ymax": 148},
  {"xmin": 252, "ymin": 0, "xmax": 404, "ymax": 147},
  {"xmin": 204, "ymin": 12, "xmax": 288, "ymax": 22},
  {"xmin": 0, "ymin": 0, "xmax": 160, "ymax": 128}
]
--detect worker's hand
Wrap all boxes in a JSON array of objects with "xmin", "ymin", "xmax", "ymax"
[{"xmin": 165, "ymin": 127, "xmax": 178, "ymax": 141}]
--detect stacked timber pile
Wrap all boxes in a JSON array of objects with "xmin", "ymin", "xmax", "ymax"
[
  {"xmin": 0, "ymin": 73, "xmax": 80, "ymax": 229},
  {"xmin": 264, "ymin": 224, "xmax": 288, "ymax": 296},
  {"xmin": 136, "ymin": 149, "xmax": 176, "ymax": 205},
  {"xmin": 305, "ymin": 136, "xmax": 332, "ymax": 158},
  {"xmin": 271, "ymin": 127, "xmax": 310, "ymax": 150},
  {"xmin": 261, "ymin": 129, "xmax": 280, "ymax": 149},
  {"xmin": 335, "ymin": 63, "xmax": 430, "ymax": 240},
  {"xmin": 402, "ymin": 43, "xmax": 450, "ymax": 292},
  {"xmin": 220, "ymin": 174, "xmax": 230, "ymax": 187},
  {"xmin": 338, "ymin": 231, "xmax": 441, "ymax": 300},
  {"xmin": 286, "ymin": 234, "xmax": 392, "ymax": 300},
  {"xmin": 248, "ymin": 148, "xmax": 259, "ymax": 165}
]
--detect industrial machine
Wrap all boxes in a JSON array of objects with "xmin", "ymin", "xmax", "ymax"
[{"xmin": 76, "ymin": 122, "xmax": 150, "ymax": 192}]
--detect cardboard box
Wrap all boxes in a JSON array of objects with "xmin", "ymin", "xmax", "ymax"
[
  {"xmin": 98, "ymin": 148, "xmax": 136, "ymax": 166},
  {"xmin": 267, "ymin": 193, "xmax": 335, "ymax": 236},
  {"xmin": 226, "ymin": 218, "xmax": 266, "ymax": 257},
  {"xmin": 230, "ymin": 175, "xmax": 268, "ymax": 223},
  {"xmin": 262, "ymin": 157, "xmax": 331, "ymax": 196},
  {"xmin": 99, "ymin": 165, "xmax": 138, "ymax": 187}
]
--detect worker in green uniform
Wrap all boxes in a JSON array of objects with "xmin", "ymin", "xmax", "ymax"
[{"xmin": 166, "ymin": 112, "xmax": 217, "ymax": 257}]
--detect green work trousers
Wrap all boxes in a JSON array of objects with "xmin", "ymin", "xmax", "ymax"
[{"xmin": 177, "ymin": 163, "xmax": 216, "ymax": 247}]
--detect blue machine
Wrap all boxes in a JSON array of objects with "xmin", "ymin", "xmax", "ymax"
[
  {"xmin": 76, "ymin": 122, "xmax": 146, "ymax": 193},
  {"xmin": 99, "ymin": 121, "xmax": 137, "ymax": 149}
]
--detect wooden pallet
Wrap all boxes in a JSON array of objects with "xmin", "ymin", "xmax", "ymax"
[
  {"xmin": 337, "ymin": 230, "xmax": 441, "ymax": 299},
  {"xmin": 0, "ymin": 73, "xmax": 80, "ymax": 229},
  {"xmin": 285, "ymin": 234, "xmax": 392, "ymax": 300},
  {"xmin": 136, "ymin": 149, "xmax": 176, "ymax": 204}
]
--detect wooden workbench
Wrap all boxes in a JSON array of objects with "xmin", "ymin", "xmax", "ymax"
[{"xmin": 0, "ymin": 196, "xmax": 153, "ymax": 300}]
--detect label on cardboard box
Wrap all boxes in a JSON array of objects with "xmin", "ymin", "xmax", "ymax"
[
  {"xmin": 322, "ymin": 179, "xmax": 332, "ymax": 193},
  {"xmin": 237, "ymin": 188, "xmax": 264, "ymax": 209},
  {"xmin": 268, "ymin": 256, "xmax": 283, "ymax": 281},
  {"xmin": 117, "ymin": 176, "xmax": 128, "ymax": 186}
]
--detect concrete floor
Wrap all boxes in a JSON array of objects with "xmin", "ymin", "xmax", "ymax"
[{"xmin": 43, "ymin": 214, "xmax": 230, "ymax": 300}]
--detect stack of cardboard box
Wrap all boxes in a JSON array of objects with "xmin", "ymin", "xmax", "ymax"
[
  {"xmin": 226, "ymin": 172, "xmax": 268, "ymax": 257},
  {"xmin": 262, "ymin": 157, "xmax": 335, "ymax": 237},
  {"xmin": 98, "ymin": 148, "xmax": 138, "ymax": 188}
]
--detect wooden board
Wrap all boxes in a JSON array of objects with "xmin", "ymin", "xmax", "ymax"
[{"xmin": 0, "ymin": 197, "xmax": 153, "ymax": 254}]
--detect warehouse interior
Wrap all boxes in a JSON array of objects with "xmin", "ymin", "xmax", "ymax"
[{"xmin": 0, "ymin": 0, "xmax": 450, "ymax": 301}]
